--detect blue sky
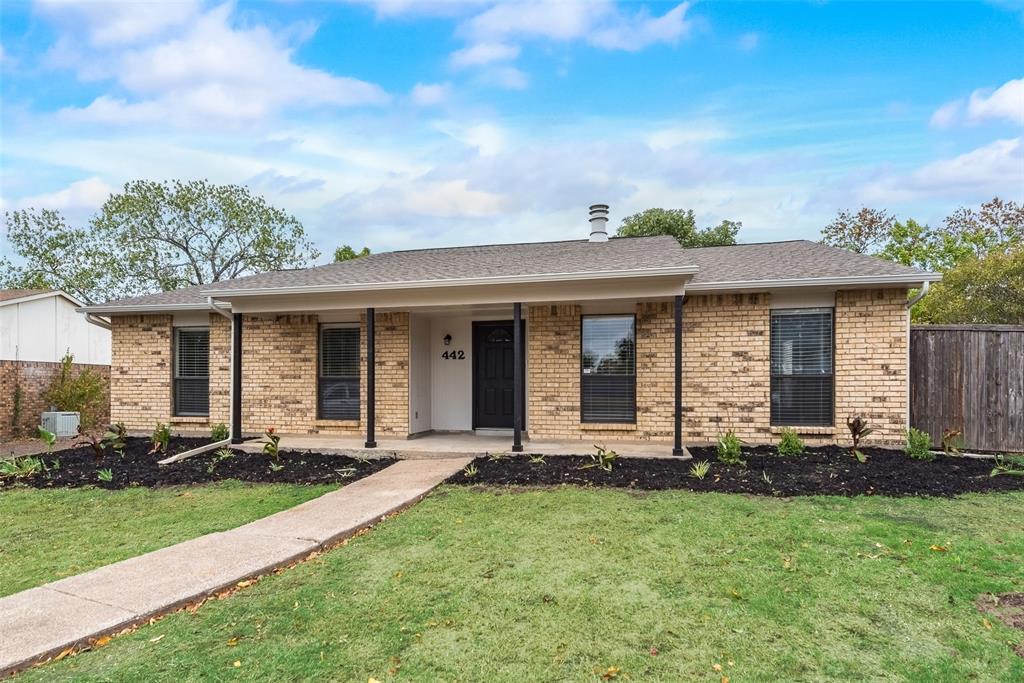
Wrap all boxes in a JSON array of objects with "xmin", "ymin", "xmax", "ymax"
[{"xmin": 1, "ymin": 1, "xmax": 1022, "ymax": 261}]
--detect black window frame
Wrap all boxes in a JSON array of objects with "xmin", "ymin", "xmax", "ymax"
[
  {"xmin": 580, "ymin": 314, "xmax": 637, "ymax": 424},
  {"xmin": 318, "ymin": 323, "xmax": 361, "ymax": 421},
  {"xmin": 173, "ymin": 326, "xmax": 210, "ymax": 417},
  {"xmin": 770, "ymin": 307, "xmax": 835, "ymax": 427}
]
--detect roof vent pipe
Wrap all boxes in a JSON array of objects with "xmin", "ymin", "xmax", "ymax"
[{"xmin": 588, "ymin": 204, "xmax": 609, "ymax": 242}]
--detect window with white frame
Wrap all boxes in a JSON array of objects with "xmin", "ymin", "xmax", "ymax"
[
  {"xmin": 770, "ymin": 308, "xmax": 834, "ymax": 426},
  {"xmin": 581, "ymin": 315, "xmax": 636, "ymax": 423},
  {"xmin": 173, "ymin": 327, "xmax": 210, "ymax": 416},
  {"xmin": 319, "ymin": 324, "xmax": 360, "ymax": 420}
]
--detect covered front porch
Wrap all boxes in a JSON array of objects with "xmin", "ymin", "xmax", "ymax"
[{"xmin": 236, "ymin": 431, "xmax": 687, "ymax": 460}]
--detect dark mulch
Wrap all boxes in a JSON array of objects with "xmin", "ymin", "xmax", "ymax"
[
  {"xmin": 0, "ymin": 437, "xmax": 395, "ymax": 490},
  {"xmin": 449, "ymin": 445, "xmax": 1024, "ymax": 497}
]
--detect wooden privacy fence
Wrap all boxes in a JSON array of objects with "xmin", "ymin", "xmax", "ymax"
[{"xmin": 910, "ymin": 325, "xmax": 1024, "ymax": 453}]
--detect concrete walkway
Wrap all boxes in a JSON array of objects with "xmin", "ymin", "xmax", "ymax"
[{"xmin": 0, "ymin": 457, "xmax": 470, "ymax": 676}]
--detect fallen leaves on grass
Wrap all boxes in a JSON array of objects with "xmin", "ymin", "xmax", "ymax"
[
  {"xmin": 930, "ymin": 544, "xmax": 949, "ymax": 552},
  {"xmin": 598, "ymin": 665, "xmax": 621, "ymax": 679},
  {"xmin": 148, "ymin": 635, "xmax": 164, "ymax": 643}
]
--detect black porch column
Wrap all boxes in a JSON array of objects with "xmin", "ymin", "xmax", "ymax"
[
  {"xmin": 672, "ymin": 294, "xmax": 685, "ymax": 456},
  {"xmin": 365, "ymin": 308, "xmax": 377, "ymax": 448},
  {"xmin": 231, "ymin": 313, "xmax": 243, "ymax": 444},
  {"xmin": 512, "ymin": 302, "xmax": 524, "ymax": 452}
]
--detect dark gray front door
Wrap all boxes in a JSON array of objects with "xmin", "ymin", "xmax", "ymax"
[{"xmin": 473, "ymin": 321, "xmax": 515, "ymax": 429}]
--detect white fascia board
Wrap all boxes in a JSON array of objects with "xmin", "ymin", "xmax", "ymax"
[
  {"xmin": 686, "ymin": 272, "xmax": 942, "ymax": 292},
  {"xmin": 76, "ymin": 302, "xmax": 221, "ymax": 315},
  {"xmin": 0, "ymin": 290, "xmax": 84, "ymax": 308},
  {"xmin": 201, "ymin": 265, "xmax": 700, "ymax": 298}
]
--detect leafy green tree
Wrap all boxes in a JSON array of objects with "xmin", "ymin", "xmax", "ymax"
[
  {"xmin": 333, "ymin": 245, "xmax": 371, "ymax": 262},
  {"xmin": 879, "ymin": 218, "xmax": 941, "ymax": 270},
  {"xmin": 820, "ymin": 207, "xmax": 895, "ymax": 254},
  {"xmin": 0, "ymin": 180, "xmax": 320, "ymax": 304},
  {"xmin": 915, "ymin": 245, "xmax": 1024, "ymax": 324},
  {"xmin": 616, "ymin": 208, "xmax": 739, "ymax": 248}
]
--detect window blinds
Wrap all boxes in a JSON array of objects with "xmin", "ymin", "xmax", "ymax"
[
  {"xmin": 581, "ymin": 315, "xmax": 636, "ymax": 423},
  {"xmin": 319, "ymin": 326, "xmax": 360, "ymax": 420},
  {"xmin": 174, "ymin": 328, "xmax": 209, "ymax": 416},
  {"xmin": 770, "ymin": 309, "xmax": 833, "ymax": 426}
]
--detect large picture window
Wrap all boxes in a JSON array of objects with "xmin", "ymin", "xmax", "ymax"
[
  {"xmin": 770, "ymin": 308, "xmax": 834, "ymax": 426},
  {"xmin": 581, "ymin": 315, "xmax": 636, "ymax": 423},
  {"xmin": 173, "ymin": 327, "xmax": 209, "ymax": 416},
  {"xmin": 319, "ymin": 325, "xmax": 360, "ymax": 420}
]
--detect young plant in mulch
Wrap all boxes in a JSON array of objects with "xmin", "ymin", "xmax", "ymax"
[
  {"xmin": 579, "ymin": 444, "xmax": 618, "ymax": 472},
  {"xmin": 262, "ymin": 427, "xmax": 283, "ymax": 471},
  {"xmin": 905, "ymin": 427, "xmax": 935, "ymax": 461},
  {"xmin": 37, "ymin": 426, "xmax": 57, "ymax": 455},
  {"xmin": 776, "ymin": 428, "xmax": 805, "ymax": 456},
  {"xmin": 76, "ymin": 426, "xmax": 106, "ymax": 461},
  {"xmin": 206, "ymin": 447, "xmax": 235, "ymax": 475},
  {"xmin": 0, "ymin": 456, "xmax": 44, "ymax": 480},
  {"xmin": 102, "ymin": 423, "xmax": 128, "ymax": 457},
  {"xmin": 941, "ymin": 428, "xmax": 964, "ymax": 456},
  {"xmin": 846, "ymin": 416, "xmax": 873, "ymax": 463},
  {"xmin": 210, "ymin": 422, "xmax": 230, "ymax": 441},
  {"xmin": 991, "ymin": 455, "xmax": 1024, "ymax": 477},
  {"xmin": 463, "ymin": 462, "xmax": 479, "ymax": 478},
  {"xmin": 96, "ymin": 468, "xmax": 113, "ymax": 483},
  {"xmin": 716, "ymin": 430, "xmax": 745, "ymax": 466},
  {"xmin": 149, "ymin": 422, "xmax": 171, "ymax": 455},
  {"xmin": 689, "ymin": 460, "xmax": 711, "ymax": 480}
]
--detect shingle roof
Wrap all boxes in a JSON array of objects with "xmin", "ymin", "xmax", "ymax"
[
  {"xmin": 83, "ymin": 237, "xmax": 937, "ymax": 311},
  {"xmin": 684, "ymin": 240, "xmax": 932, "ymax": 287},
  {"xmin": 0, "ymin": 288, "xmax": 52, "ymax": 303},
  {"xmin": 204, "ymin": 235, "xmax": 690, "ymax": 294}
]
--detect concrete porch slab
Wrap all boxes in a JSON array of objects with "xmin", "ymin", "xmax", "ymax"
[{"xmin": 238, "ymin": 432, "xmax": 687, "ymax": 460}]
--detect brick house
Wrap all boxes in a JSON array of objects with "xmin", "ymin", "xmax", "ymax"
[{"xmin": 79, "ymin": 206, "xmax": 940, "ymax": 454}]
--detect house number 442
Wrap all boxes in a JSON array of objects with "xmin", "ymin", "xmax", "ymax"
[{"xmin": 441, "ymin": 350, "xmax": 466, "ymax": 360}]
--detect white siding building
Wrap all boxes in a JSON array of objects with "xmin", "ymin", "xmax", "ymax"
[{"xmin": 0, "ymin": 289, "xmax": 110, "ymax": 365}]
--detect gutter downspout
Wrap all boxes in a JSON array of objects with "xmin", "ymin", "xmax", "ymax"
[
  {"xmin": 84, "ymin": 312, "xmax": 112, "ymax": 330},
  {"xmin": 207, "ymin": 297, "xmax": 236, "ymax": 444},
  {"xmin": 905, "ymin": 281, "xmax": 930, "ymax": 440}
]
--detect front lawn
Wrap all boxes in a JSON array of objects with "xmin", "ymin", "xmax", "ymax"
[
  {"xmin": 24, "ymin": 487, "xmax": 1024, "ymax": 681},
  {"xmin": 0, "ymin": 481, "xmax": 336, "ymax": 597}
]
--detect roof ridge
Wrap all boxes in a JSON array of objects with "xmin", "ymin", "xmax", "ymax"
[{"xmin": 371, "ymin": 233, "xmax": 675, "ymax": 257}]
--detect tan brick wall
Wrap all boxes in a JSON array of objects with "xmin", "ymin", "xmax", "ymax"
[
  {"xmin": 835, "ymin": 288, "xmax": 909, "ymax": 443},
  {"xmin": 240, "ymin": 312, "xmax": 408, "ymax": 436},
  {"xmin": 683, "ymin": 294, "xmax": 771, "ymax": 443},
  {"xmin": 110, "ymin": 315, "xmax": 172, "ymax": 430},
  {"xmin": 526, "ymin": 302, "xmax": 676, "ymax": 441},
  {"xmin": 0, "ymin": 360, "xmax": 110, "ymax": 438},
  {"xmin": 208, "ymin": 314, "xmax": 231, "ymax": 428}
]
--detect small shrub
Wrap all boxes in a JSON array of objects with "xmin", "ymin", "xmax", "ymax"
[
  {"xmin": 463, "ymin": 462, "xmax": 478, "ymax": 478},
  {"xmin": 941, "ymin": 428, "xmax": 964, "ymax": 455},
  {"xmin": 846, "ymin": 415, "xmax": 873, "ymax": 462},
  {"xmin": 149, "ymin": 422, "xmax": 170, "ymax": 454},
  {"xmin": 43, "ymin": 352, "xmax": 107, "ymax": 428},
  {"xmin": 776, "ymin": 428, "xmax": 805, "ymax": 456},
  {"xmin": 37, "ymin": 426, "xmax": 57, "ymax": 454},
  {"xmin": 102, "ymin": 423, "xmax": 127, "ymax": 455},
  {"xmin": 262, "ymin": 427, "xmax": 281, "ymax": 460},
  {"xmin": 716, "ymin": 431, "xmax": 744, "ymax": 466},
  {"xmin": 207, "ymin": 447, "xmax": 235, "ymax": 474},
  {"xmin": 96, "ymin": 468, "xmax": 113, "ymax": 483},
  {"xmin": 210, "ymin": 423, "xmax": 229, "ymax": 441},
  {"xmin": 991, "ymin": 455, "xmax": 1024, "ymax": 477},
  {"xmin": 76, "ymin": 426, "xmax": 106, "ymax": 460},
  {"xmin": 689, "ymin": 460, "xmax": 711, "ymax": 480},
  {"xmin": 0, "ymin": 456, "xmax": 43, "ymax": 479},
  {"xmin": 580, "ymin": 444, "xmax": 618, "ymax": 472},
  {"xmin": 905, "ymin": 427, "xmax": 934, "ymax": 461}
]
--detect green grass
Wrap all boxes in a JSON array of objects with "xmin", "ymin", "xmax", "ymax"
[
  {"xmin": 18, "ymin": 487, "xmax": 1024, "ymax": 682},
  {"xmin": 0, "ymin": 481, "xmax": 336, "ymax": 597}
]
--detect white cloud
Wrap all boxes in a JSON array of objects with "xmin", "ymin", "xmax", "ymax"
[
  {"xmin": 930, "ymin": 78, "xmax": 1024, "ymax": 128},
  {"xmin": 645, "ymin": 124, "xmax": 730, "ymax": 150},
  {"xmin": 449, "ymin": 41, "xmax": 519, "ymax": 69},
  {"xmin": 858, "ymin": 137, "xmax": 1023, "ymax": 203},
  {"xmin": 11, "ymin": 176, "xmax": 114, "ymax": 212},
  {"xmin": 36, "ymin": 0, "xmax": 200, "ymax": 46},
  {"xmin": 46, "ymin": 2, "xmax": 389, "ymax": 127},
  {"xmin": 737, "ymin": 31, "xmax": 760, "ymax": 52},
  {"xmin": 589, "ymin": 2, "xmax": 694, "ymax": 51},
  {"xmin": 410, "ymin": 82, "xmax": 452, "ymax": 106},
  {"xmin": 477, "ymin": 65, "xmax": 528, "ymax": 90}
]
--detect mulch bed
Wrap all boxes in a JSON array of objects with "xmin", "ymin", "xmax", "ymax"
[
  {"xmin": 0, "ymin": 437, "xmax": 395, "ymax": 490},
  {"xmin": 449, "ymin": 445, "xmax": 1024, "ymax": 497}
]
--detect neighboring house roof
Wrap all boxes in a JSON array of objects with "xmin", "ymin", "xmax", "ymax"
[
  {"xmin": 80, "ymin": 237, "xmax": 940, "ymax": 313},
  {"xmin": 0, "ymin": 288, "xmax": 85, "ymax": 308}
]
